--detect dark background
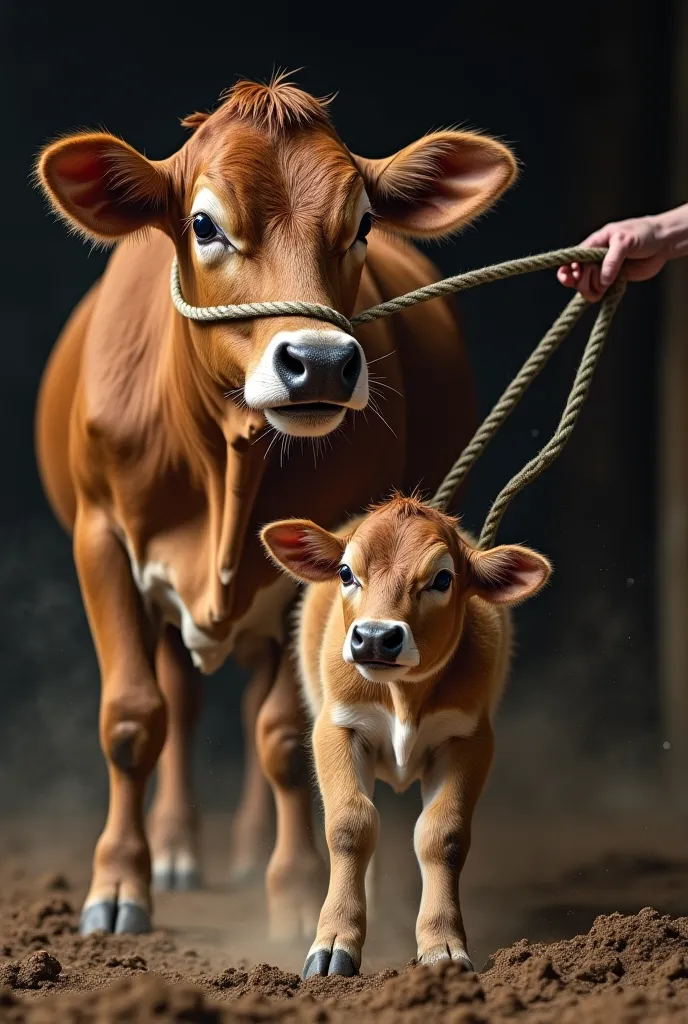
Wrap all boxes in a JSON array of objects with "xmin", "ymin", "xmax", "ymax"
[{"xmin": 0, "ymin": 1, "xmax": 678, "ymax": 817}]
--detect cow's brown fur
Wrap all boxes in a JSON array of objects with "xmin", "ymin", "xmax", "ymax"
[
  {"xmin": 34, "ymin": 76, "xmax": 516, "ymax": 935},
  {"xmin": 262, "ymin": 496, "xmax": 551, "ymax": 974}
]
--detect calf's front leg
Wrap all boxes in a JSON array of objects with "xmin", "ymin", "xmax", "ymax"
[
  {"xmin": 414, "ymin": 722, "xmax": 494, "ymax": 969},
  {"xmin": 75, "ymin": 504, "xmax": 166, "ymax": 935},
  {"xmin": 303, "ymin": 716, "xmax": 378, "ymax": 978}
]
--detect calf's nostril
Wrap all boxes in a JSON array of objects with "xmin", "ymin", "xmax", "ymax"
[
  {"xmin": 382, "ymin": 626, "xmax": 405, "ymax": 653},
  {"xmin": 351, "ymin": 626, "xmax": 364, "ymax": 649}
]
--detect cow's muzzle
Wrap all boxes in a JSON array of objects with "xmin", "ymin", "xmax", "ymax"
[
  {"xmin": 273, "ymin": 338, "xmax": 362, "ymax": 405},
  {"xmin": 244, "ymin": 329, "xmax": 369, "ymax": 437}
]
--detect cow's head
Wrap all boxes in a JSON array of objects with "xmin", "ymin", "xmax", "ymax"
[
  {"xmin": 262, "ymin": 495, "xmax": 550, "ymax": 682},
  {"xmin": 38, "ymin": 76, "xmax": 517, "ymax": 438}
]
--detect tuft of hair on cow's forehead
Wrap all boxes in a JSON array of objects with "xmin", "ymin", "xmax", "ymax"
[
  {"xmin": 181, "ymin": 74, "xmax": 336, "ymax": 139},
  {"xmin": 352, "ymin": 496, "xmax": 462, "ymax": 575},
  {"xmin": 181, "ymin": 78, "xmax": 361, "ymax": 242}
]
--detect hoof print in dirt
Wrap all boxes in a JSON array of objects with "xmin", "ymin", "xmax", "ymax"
[
  {"xmin": 80, "ymin": 901, "xmax": 152, "ymax": 935},
  {"xmin": 303, "ymin": 947, "xmax": 358, "ymax": 978}
]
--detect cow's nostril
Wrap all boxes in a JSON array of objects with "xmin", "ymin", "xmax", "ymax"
[
  {"xmin": 282, "ymin": 346, "xmax": 307, "ymax": 377},
  {"xmin": 382, "ymin": 626, "xmax": 405, "ymax": 653},
  {"xmin": 341, "ymin": 344, "xmax": 362, "ymax": 387}
]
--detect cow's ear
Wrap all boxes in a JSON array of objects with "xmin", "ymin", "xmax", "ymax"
[
  {"xmin": 467, "ymin": 544, "xmax": 551, "ymax": 606},
  {"xmin": 37, "ymin": 132, "xmax": 172, "ymax": 242},
  {"xmin": 261, "ymin": 519, "xmax": 345, "ymax": 583},
  {"xmin": 353, "ymin": 130, "xmax": 517, "ymax": 238}
]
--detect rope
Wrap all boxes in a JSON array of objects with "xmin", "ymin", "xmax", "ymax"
[
  {"xmin": 427, "ymin": 291, "xmax": 589, "ymax": 512},
  {"xmin": 170, "ymin": 245, "xmax": 624, "ymax": 547},
  {"xmin": 475, "ymin": 277, "xmax": 626, "ymax": 548},
  {"xmin": 170, "ymin": 246, "xmax": 606, "ymax": 330},
  {"xmin": 170, "ymin": 261, "xmax": 353, "ymax": 333}
]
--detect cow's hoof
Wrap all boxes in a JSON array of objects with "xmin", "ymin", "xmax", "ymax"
[
  {"xmin": 419, "ymin": 944, "xmax": 474, "ymax": 971},
  {"xmin": 228, "ymin": 859, "xmax": 265, "ymax": 888},
  {"xmin": 303, "ymin": 947, "xmax": 358, "ymax": 979},
  {"xmin": 80, "ymin": 899, "xmax": 152, "ymax": 935},
  {"xmin": 267, "ymin": 854, "xmax": 326, "ymax": 941},
  {"xmin": 152, "ymin": 856, "xmax": 201, "ymax": 892}
]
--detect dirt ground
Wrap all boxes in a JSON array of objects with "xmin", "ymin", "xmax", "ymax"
[{"xmin": 0, "ymin": 804, "xmax": 687, "ymax": 1022}]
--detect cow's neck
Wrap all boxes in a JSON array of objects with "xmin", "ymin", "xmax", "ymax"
[{"xmin": 165, "ymin": 312, "xmax": 271, "ymax": 624}]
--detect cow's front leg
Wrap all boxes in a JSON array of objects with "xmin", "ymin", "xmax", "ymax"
[
  {"xmin": 257, "ymin": 652, "xmax": 325, "ymax": 941},
  {"xmin": 303, "ymin": 717, "xmax": 378, "ymax": 978},
  {"xmin": 148, "ymin": 625, "xmax": 202, "ymax": 891},
  {"xmin": 229, "ymin": 643, "xmax": 279, "ymax": 884},
  {"xmin": 414, "ymin": 722, "xmax": 494, "ymax": 970},
  {"xmin": 75, "ymin": 505, "xmax": 166, "ymax": 935}
]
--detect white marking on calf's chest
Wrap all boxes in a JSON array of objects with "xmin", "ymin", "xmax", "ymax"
[{"xmin": 331, "ymin": 701, "xmax": 478, "ymax": 790}]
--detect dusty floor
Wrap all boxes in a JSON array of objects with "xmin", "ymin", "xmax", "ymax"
[{"xmin": 1, "ymin": 806, "xmax": 687, "ymax": 1021}]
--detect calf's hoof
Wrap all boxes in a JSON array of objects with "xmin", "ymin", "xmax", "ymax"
[
  {"xmin": 80, "ymin": 899, "xmax": 152, "ymax": 935},
  {"xmin": 303, "ymin": 946, "xmax": 358, "ymax": 979},
  {"xmin": 152, "ymin": 854, "xmax": 201, "ymax": 892},
  {"xmin": 419, "ymin": 944, "xmax": 474, "ymax": 971}
]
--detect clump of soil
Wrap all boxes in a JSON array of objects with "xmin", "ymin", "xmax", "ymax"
[
  {"xmin": 0, "ymin": 951, "xmax": 61, "ymax": 990},
  {"xmin": 0, "ymin": 872, "xmax": 686, "ymax": 1022}
]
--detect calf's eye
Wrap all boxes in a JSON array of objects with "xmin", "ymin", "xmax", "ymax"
[
  {"xmin": 339, "ymin": 564, "xmax": 355, "ymax": 586},
  {"xmin": 192, "ymin": 213, "xmax": 219, "ymax": 241},
  {"xmin": 430, "ymin": 569, "xmax": 453, "ymax": 592}
]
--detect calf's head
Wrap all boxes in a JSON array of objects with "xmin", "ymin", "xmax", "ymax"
[
  {"xmin": 37, "ymin": 76, "xmax": 516, "ymax": 438},
  {"xmin": 262, "ymin": 496, "xmax": 551, "ymax": 682}
]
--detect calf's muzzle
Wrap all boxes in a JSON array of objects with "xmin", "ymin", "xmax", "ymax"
[{"xmin": 350, "ymin": 622, "xmax": 405, "ymax": 664}]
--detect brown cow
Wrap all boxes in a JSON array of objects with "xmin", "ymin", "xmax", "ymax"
[
  {"xmin": 34, "ymin": 76, "xmax": 516, "ymax": 937},
  {"xmin": 261, "ymin": 496, "xmax": 551, "ymax": 976}
]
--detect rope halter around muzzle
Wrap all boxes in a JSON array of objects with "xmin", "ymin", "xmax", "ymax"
[{"xmin": 170, "ymin": 246, "xmax": 625, "ymax": 548}]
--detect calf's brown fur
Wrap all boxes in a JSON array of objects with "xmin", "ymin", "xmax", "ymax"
[{"xmin": 262, "ymin": 496, "xmax": 551, "ymax": 977}]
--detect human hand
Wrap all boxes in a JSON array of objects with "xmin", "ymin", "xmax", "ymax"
[{"xmin": 557, "ymin": 215, "xmax": 670, "ymax": 301}]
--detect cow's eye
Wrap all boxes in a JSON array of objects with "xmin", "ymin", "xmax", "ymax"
[
  {"xmin": 355, "ymin": 212, "xmax": 373, "ymax": 243},
  {"xmin": 430, "ymin": 569, "xmax": 453, "ymax": 592},
  {"xmin": 339, "ymin": 564, "xmax": 356, "ymax": 586},
  {"xmin": 192, "ymin": 213, "xmax": 219, "ymax": 241}
]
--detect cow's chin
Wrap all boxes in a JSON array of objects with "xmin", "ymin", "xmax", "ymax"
[{"xmin": 264, "ymin": 404, "xmax": 347, "ymax": 438}]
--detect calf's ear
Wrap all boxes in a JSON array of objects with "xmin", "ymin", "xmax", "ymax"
[
  {"xmin": 37, "ymin": 132, "xmax": 172, "ymax": 242},
  {"xmin": 261, "ymin": 520, "xmax": 345, "ymax": 584},
  {"xmin": 352, "ymin": 130, "xmax": 517, "ymax": 238},
  {"xmin": 468, "ymin": 544, "xmax": 551, "ymax": 606}
]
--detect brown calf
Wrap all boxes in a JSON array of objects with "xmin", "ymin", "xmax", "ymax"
[
  {"xmin": 34, "ymin": 76, "xmax": 516, "ymax": 937},
  {"xmin": 262, "ymin": 496, "xmax": 551, "ymax": 976}
]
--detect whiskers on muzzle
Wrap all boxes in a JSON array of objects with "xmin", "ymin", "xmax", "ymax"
[{"xmin": 243, "ymin": 328, "xmax": 369, "ymax": 437}]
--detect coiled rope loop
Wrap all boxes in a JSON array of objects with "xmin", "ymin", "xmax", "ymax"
[{"xmin": 171, "ymin": 246, "xmax": 625, "ymax": 547}]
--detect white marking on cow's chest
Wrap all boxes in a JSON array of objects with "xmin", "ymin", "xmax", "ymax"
[
  {"xmin": 124, "ymin": 546, "xmax": 294, "ymax": 674},
  {"xmin": 330, "ymin": 701, "xmax": 478, "ymax": 792}
]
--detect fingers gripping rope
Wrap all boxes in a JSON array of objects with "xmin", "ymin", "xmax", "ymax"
[{"xmin": 170, "ymin": 247, "xmax": 624, "ymax": 545}]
